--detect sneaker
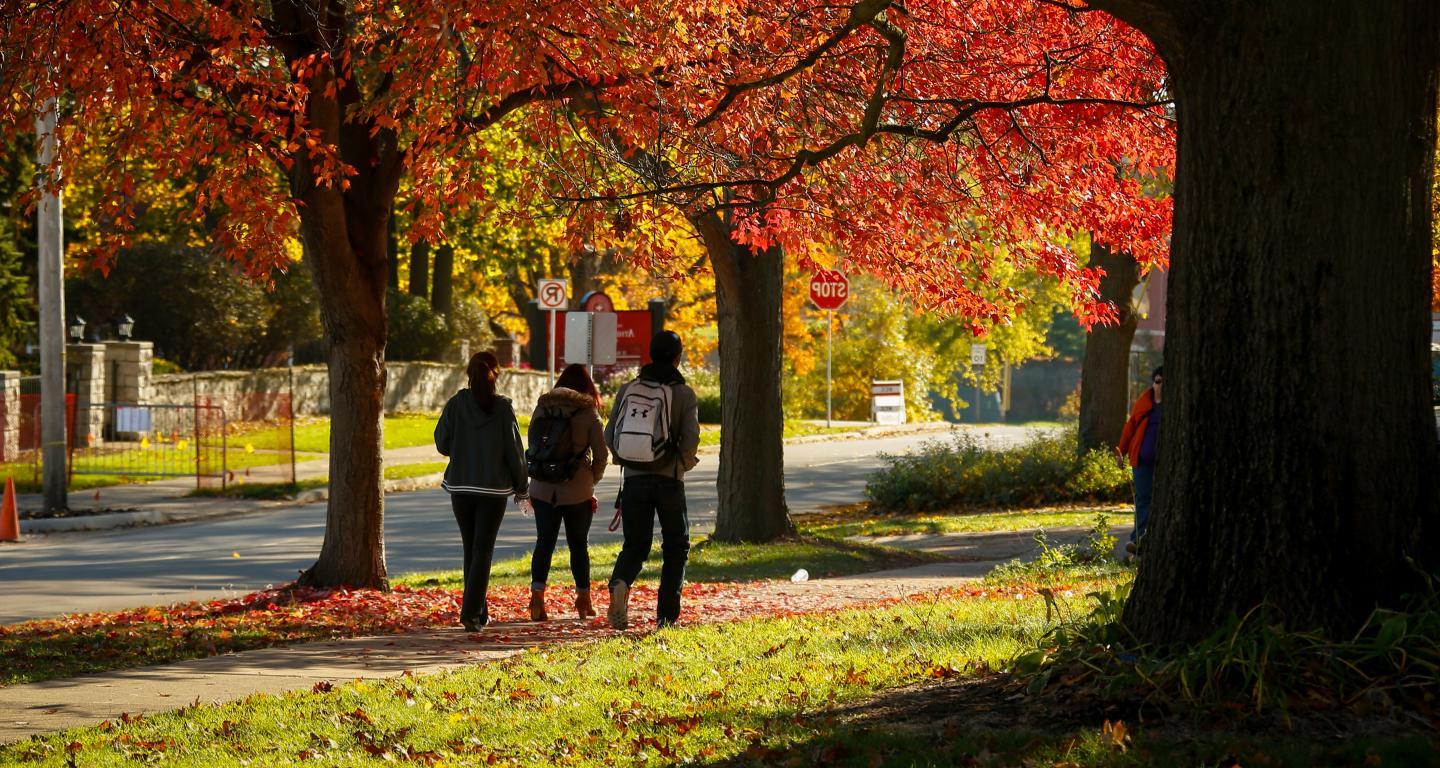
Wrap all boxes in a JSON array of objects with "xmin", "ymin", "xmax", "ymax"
[{"xmin": 607, "ymin": 582, "xmax": 629, "ymax": 630}]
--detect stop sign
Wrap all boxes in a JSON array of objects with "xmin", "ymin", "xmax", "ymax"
[{"xmin": 809, "ymin": 270, "xmax": 850, "ymax": 310}]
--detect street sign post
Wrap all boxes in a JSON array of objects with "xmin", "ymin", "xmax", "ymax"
[
  {"xmin": 536, "ymin": 279, "xmax": 568, "ymax": 387},
  {"xmin": 809, "ymin": 270, "xmax": 850, "ymax": 427},
  {"xmin": 563, "ymin": 311, "xmax": 618, "ymax": 377},
  {"xmin": 968, "ymin": 343, "xmax": 987, "ymax": 422},
  {"xmin": 871, "ymin": 380, "xmax": 905, "ymax": 425}
]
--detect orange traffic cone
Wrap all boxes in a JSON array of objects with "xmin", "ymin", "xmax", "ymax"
[{"xmin": 0, "ymin": 477, "xmax": 20, "ymax": 543}]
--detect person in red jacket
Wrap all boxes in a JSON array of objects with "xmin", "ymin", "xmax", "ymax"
[{"xmin": 1116, "ymin": 366, "xmax": 1163, "ymax": 554}]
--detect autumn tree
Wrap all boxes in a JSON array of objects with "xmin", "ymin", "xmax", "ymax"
[
  {"xmin": 538, "ymin": 0, "xmax": 1173, "ymax": 541},
  {"xmin": 1080, "ymin": 0, "xmax": 1440, "ymax": 642},
  {"xmin": 0, "ymin": 0, "xmax": 683, "ymax": 587}
]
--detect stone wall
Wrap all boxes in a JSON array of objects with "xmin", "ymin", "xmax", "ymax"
[{"xmin": 151, "ymin": 363, "xmax": 550, "ymax": 417}]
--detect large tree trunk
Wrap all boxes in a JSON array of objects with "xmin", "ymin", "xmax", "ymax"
[
  {"xmin": 1077, "ymin": 243, "xmax": 1144, "ymax": 453},
  {"xmin": 695, "ymin": 213, "xmax": 794, "ymax": 543},
  {"xmin": 277, "ymin": 0, "xmax": 399, "ymax": 589},
  {"xmin": 1110, "ymin": 0, "xmax": 1440, "ymax": 642}
]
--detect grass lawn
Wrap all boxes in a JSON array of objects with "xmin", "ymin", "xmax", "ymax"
[
  {"xmin": 0, "ymin": 593, "xmax": 1060, "ymax": 766},
  {"xmin": 798, "ymin": 503, "xmax": 1131, "ymax": 538},
  {"xmin": 396, "ymin": 534, "xmax": 940, "ymax": 590},
  {"xmin": 6, "ymin": 586, "xmax": 1424, "ymax": 767},
  {"xmin": 3, "ymin": 445, "xmax": 323, "ymax": 494},
  {"xmin": 186, "ymin": 461, "xmax": 450, "ymax": 499}
]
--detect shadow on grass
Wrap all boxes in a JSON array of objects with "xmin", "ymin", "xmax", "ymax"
[{"xmin": 692, "ymin": 675, "xmax": 1440, "ymax": 768}]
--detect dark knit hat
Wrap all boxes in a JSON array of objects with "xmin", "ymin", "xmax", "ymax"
[{"xmin": 650, "ymin": 330, "xmax": 682, "ymax": 364}]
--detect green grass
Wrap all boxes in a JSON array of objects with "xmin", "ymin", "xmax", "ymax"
[
  {"xmin": 186, "ymin": 462, "xmax": 449, "ymax": 499},
  {"xmin": 383, "ymin": 460, "xmax": 446, "ymax": 481},
  {"xmin": 395, "ymin": 534, "xmax": 940, "ymax": 590},
  {"xmin": 799, "ymin": 504, "xmax": 1129, "ymax": 538},
  {"xmin": 9, "ymin": 591, "xmax": 1416, "ymax": 767},
  {"xmin": 0, "ymin": 593, "xmax": 1060, "ymax": 767},
  {"xmin": 695, "ymin": 419, "xmax": 868, "ymax": 447},
  {"xmin": 241, "ymin": 413, "xmax": 450, "ymax": 454},
  {"xmin": 2, "ymin": 445, "xmax": 322, "ymax": 494}
]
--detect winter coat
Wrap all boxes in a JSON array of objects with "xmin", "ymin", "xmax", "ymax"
[
  {"xmin": 434, "ymin": 391, "xmax": 528, "ymax": 497},
  {"xmin": 526, "ymin": 387, "xmax": 609, "ymax": 506},
  {"xmin": 603, "ymin": 363, "xmax": 701, "ymax": 480},
  {"xmin": 1117, "ymin": 388, "xmax": 1157, "ymax": 469}
]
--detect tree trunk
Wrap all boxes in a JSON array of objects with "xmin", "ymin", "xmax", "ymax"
[
  {"xmin": 274, "ymin": 0, "xmax": 399, "ymax": 588},
  {"xmin": 294, "ymin": 200, "xmax": 391, "ymax": 589},
  {"xmin": 1114, "ymin": 0, "xmax": 1440, "ymax": 642},
  {"xmin": 568, "ymin": 246, "xmax": 602, "ymax": 300},
  {"xmin": 408, "ymin": 241, "xmax": 429, "ymax": 299},
  {"xmin": 695, "ymin": 213, "xmax": 794, "ymax": 543},
  {"xmin": 431, "ymin": 243, "xmax": 453, "ymax": 315},
  {"xmin": 1077, "ymin": 243, "xmax": 1144, "ymax": 453}
]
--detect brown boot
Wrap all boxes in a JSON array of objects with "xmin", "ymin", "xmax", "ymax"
[
  {"xmin": 575, "ymin": 590, "xmax": 594, "ymax": 619},
  {"xmin": 529, "ymin": 586, "xmax": 548, "ymax": 622}
]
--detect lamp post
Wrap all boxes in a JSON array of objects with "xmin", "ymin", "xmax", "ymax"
[
  {"xmin": 68, "ymin": 316, "xmax": 86, "ymax": 344},
  {"xmin": 116, "ymin": 314, "xmax": 135, "ymax": 342}
]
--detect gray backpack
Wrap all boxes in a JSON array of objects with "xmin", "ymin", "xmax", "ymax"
[{"xmin": 609, "ymin": 379, "xmax": 674, "ymax": 470}]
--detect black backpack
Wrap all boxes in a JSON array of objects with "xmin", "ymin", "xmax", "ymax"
[{"xmin": 526, "ymin": 406, "xmax": 582, "ymax": 483}]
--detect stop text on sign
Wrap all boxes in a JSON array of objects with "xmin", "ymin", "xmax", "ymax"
[{"xmin": 809, "ymin": 270, "xmax": 850, "ymax": 311}]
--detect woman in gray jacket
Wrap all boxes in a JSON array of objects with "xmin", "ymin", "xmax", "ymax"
[
  {"xmin": 526, "ymin": 364, "xmax": 608, "ymax": 621},
  {"xmin": 434, "ymin": 351, "xmax": 528, "ymax": 631}
]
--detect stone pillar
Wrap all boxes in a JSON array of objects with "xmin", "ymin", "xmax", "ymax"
[
  {"xmin": 0, "ymin": 370, "xmax": 20, "ymax": 461},
  {"xmin": 65, "ymin": 343, "xmax": 106, "ymax": 447},
  {"xmin": 104, "ymin": 341, "xmax": 154, "ymax": 404}
]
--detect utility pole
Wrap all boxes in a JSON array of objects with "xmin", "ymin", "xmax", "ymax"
[{"xmin": 37, "ymin": 98, "xmax": 67, "ymax": 512}]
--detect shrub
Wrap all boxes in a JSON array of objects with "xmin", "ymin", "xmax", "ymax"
[
  {"xmin": 598, "ymin": 365, "xmax": 722, "ymax": 422},
  {"xmin": 864, "ymin": 430, "xmax": 1130, "ymax": 512}
]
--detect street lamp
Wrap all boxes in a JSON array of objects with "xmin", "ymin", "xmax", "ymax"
[
  {"xmin": 116, "ymin": 314, "xmax": 135, "ymax": 341},
  {"xmin": 67, "ymin": 315, "xmax": 86, "ymax": 344}
]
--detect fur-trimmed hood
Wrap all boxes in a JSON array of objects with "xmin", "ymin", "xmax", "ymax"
[{"xmin": 537, "ymin": 386, "xmax": 598, "ymax": 412}]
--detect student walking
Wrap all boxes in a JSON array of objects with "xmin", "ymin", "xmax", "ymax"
[
  {"xmin": 604, "ymin": 331, "xmax": 700, "ymax": 630},
  {"xmin": 525, "ymin": 364, "xmax": 608, "ymax": 621},
  {"xmin": 434, "ymin": 351, "xmax": 529, "ymax": 631},
  {"xmin": 1117, "ymin": 365, "xmax": 1163, "ymax": 554}
]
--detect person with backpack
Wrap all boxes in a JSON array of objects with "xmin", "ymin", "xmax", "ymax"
[
  {"xmin": 525, "ymin": 364, "xmax": 608, "ymax": 621},
  {"xmin": 604, "ymin": 330, "xmax": 700, "ymax": 630},
  {"xmin": 434, "ymin": 351, "xmax": 529, "ymax": 631}
]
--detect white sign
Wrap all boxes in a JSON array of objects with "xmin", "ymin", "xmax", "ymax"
[
  {"xmin": 564, "ymin": 312, "xmax": 618, "ymax": 366},
  {"xmin": 536, "ymin": 278, "xmax": 569, "ymax": 310},
  {"xmin": 969, "ymin": 343, "xmax": 987, "ymax": 366},
  {"xmin": 870, "ymin": 380, "xmax": 906, "ymax": 425}
]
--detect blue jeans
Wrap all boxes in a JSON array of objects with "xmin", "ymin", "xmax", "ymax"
[
  {"xmin": 530, "ymin": 499, "xmax": 594, "ymax": 591},
  {"xmin": 608, "ymin": 476, "xmax": 690, "ymax": 624},
  {"xmin": 1131, "ymin": 464, "xmax": 1155, "ymax": 544}
]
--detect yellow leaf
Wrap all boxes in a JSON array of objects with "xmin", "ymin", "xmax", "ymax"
[{"xmin": 231, "ymin": 552, "xmax": 241, "ymax": 558}]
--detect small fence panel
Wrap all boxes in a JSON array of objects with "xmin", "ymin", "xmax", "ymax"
[
  {"xmin": 61, "ymin": 402, "xmax": 228, "ymax": 487},
  {"xmin": 199, "ymin": 392, "xmax": 296, "ymax": 488},
  {"xmin": 1, "ymin": 392, "xmax": 295, "ymax": 490}
]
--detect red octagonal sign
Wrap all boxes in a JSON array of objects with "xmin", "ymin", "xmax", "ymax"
[{"xmin": 809, "ymin": 270, "xmax": 850, "ymax": 311}]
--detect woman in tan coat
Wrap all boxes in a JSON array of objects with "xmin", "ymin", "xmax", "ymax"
[{"xmin": 525, "ymin": 364, "xmax": 608, "ymax": 620}]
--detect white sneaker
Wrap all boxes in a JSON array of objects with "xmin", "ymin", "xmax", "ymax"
[{"xmin": 607, "ymin": 582, "xmax": 629, "ymax": 630}]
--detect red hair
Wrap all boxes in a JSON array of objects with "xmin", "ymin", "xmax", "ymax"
[{"xmin": 555, "ymin": 363, "xmax": 601, "ymax": 409}]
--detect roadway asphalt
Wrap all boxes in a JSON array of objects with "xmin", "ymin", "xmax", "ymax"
[{"xmin": 0, "ymin": 425, "xmax": 1046, "ymax": 624}]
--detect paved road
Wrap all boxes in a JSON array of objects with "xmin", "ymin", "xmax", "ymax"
[{"xmin": 0, "ymin": 426, "xmax": 1046, "ymax": 624}]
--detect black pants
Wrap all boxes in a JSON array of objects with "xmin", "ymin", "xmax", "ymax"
[
  {"xmin": 530, "ymin": 499, "xmax": 595, "ymax": 591},
  {"xmin": 452, "ymin": 494, "xmax": 507, "ymax": 624},
  {"xmin": 608, "ymin": 475, "xmax": 690, "ymax": 624}
]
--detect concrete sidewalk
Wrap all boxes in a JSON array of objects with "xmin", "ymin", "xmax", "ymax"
[
  {"xmin": 13, "ymin": 421, "xmax": 963, "ymax": 535},
  {"xmin": 0, "ymin": 533, "xmax": 1037, "ymax": 745}
]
